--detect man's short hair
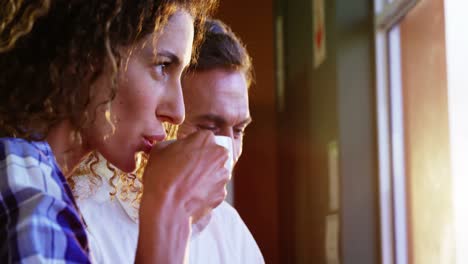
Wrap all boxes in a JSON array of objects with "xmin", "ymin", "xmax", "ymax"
[{"xmin": 188, "ymin": 19, "xmax": 254, "ymax": 87}]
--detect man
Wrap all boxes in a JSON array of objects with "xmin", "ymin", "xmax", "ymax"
[
  {"xmin": 71, "ymin": 19, "xmax": 264, "ymax": 263},
  {"xmin": 176, "ymin": 19, "xmax": 263, "ymax": 263}
]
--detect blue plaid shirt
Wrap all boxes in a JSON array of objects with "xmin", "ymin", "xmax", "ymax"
[{"xmin": 0, "ymin": 138, "xmax": 91, "ymax": 263}]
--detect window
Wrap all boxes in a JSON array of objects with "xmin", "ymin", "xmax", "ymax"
[
  {"xmin": 374, "ymin": 0, "xmax": 461, "ymax": 263},
  {"xmin": 445, "ymin": 1, "xmax": 468, "ymax": 263},
  {"xmin": 374, "ymin": 2, "xmax": 418, "ymax": 263}
]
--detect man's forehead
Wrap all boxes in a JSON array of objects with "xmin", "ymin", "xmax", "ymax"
[
  {"xmin": 185, "ymin": 71, "xmax": 248, "ymax": 103},
  {"xmin": 192, "ymin": 112, "xmax": 252, "ymax": 126}
]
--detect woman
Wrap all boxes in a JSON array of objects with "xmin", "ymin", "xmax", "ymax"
[
  {"xmin": 0, "ymin": 1, "xmax": 228, "ymax": 263},
  {"xmin": 71, "ymin": 19, "xmax": 264, "ymax": 263}
]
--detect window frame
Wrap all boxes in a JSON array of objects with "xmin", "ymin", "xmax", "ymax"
[{"xmin": 373, "ymin": 1, "xmax": 420, "ymax": 264}]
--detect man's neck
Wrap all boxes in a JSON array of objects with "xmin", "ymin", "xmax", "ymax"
[{"xmin": 46, "ymin": 120, "xmax": 89, "ymax": 178}]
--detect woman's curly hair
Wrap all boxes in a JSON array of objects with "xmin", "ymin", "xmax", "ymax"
[
  {"xmin": 0, "ymin": 0, "xmax": 218, "ymax": 140},
  {"xmin": 70, "ymin": 122, "xmax": 178, "ymax": 204}
]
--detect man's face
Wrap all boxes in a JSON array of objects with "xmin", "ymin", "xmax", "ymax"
[{"xmin": 178, "ymin": 68, "xmax": 251, "ymax": 164}]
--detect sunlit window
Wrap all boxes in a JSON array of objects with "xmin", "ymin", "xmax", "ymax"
[
  {"xmin": 374, "ymin": 0, "xmax": 467, "ymax": 263},
  {"xmin": 445, "ymin": 1, "xmax": 468, "ymax": 263}
]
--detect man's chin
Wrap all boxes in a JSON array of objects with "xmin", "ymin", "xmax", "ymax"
[{"xmin": 192, "ymin": 212, "xmax": 212, "ymax": 235}]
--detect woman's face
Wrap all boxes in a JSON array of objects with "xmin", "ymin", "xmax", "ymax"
[{"xmin": 84, "ymin": 10, "xmax": 194, "ymax": 172}]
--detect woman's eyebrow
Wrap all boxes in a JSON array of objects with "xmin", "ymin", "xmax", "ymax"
[
  {"xmin": 157, "ymin": 50, "xmax": 182, "ymax": 67},
  {"xmin": 143, "ymin": 46, "xmax": 182, "ymax": 66}
]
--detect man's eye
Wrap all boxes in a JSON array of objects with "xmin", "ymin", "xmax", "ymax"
[
  {"xmin": 234, "ymin": 128, "xmax": 246, "ymax": 136},
  {"xmin": 198, "ymin": 125, "xmax": 217, "ymax": 132}
]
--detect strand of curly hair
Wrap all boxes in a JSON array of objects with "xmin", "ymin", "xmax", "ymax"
[
  {"xmin": 69, "ymin": 122, "xmax": 178, "ymax": 205},
  {"xmin": 0, "ymin": 0, "xmax": 50, "ymax": 52},
  {"xmin": 0, "ymin": 0, "xmax": 217, "ymax": 142}
]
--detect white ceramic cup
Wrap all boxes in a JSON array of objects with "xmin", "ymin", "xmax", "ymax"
[
  {"xmin": 158, "ymin": 135, "xmax": 235, "ymax": 204},
  {"xmin": 214, "ymin": 136, "xmax": 235, "ymax": 204},
  {"xmin": 158, "ymin": 135, "xmax": 234, "ymax": 175},
  {"xmin": 213, "ymin": 135, "xmax": 234, "ymax": 175}
]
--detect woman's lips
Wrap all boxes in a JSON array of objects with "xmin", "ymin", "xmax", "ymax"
[
  {"xmin": 142, "ymin": 137, "xmax": 153, "ymax": 154},
  {"xmin": 142, "ymin": 135, "xmax": 166, "ymax": 154}
]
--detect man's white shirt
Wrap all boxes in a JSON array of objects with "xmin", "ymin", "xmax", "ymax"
[{"xmin": 73, "ymin": 160, "xmax": 264, "ymax": 264}]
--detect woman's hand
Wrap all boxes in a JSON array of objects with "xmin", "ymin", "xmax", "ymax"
[
  {"xmin": 144, "ymin": 129, "xmax": 229, "ymax": 220},
  {"xmin": 135, "ymin": 130, "xmax": 229, "ymax": 264}
]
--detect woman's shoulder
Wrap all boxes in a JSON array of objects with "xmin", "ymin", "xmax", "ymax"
[
  {"xmin": 0, "ymin": 137, "xmax": 54, "ymax": 164},
  {"xmin": 0, "ymin": 137, "xmax": 65, "ymax": 197},
  {"xmin": 0, "ymin": 138, "xmax": 91, "ymax": 262}
]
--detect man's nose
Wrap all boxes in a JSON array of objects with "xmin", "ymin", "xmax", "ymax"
[{"xmin": 218, "ymin": 127, "xmax": 234, "ymax": 139}]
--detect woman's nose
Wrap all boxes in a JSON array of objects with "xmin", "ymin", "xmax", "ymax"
[{"xmin": 156, "ymin": 80, "xmax": 185, "ymax": 125}]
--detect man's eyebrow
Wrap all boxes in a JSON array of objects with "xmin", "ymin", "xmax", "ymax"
[
  {"xmin": 196, "ymin": 114, "xmax": 253, "ymax": 126},
  {"xmin": 196, "ymin": 114, "xmax": 226, "ymax": 125},
  {"xmin": 238, "ymin": 117, "xmax": 253, "ymax": 126}
]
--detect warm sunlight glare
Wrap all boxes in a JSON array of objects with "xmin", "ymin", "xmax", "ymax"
[{"xmin": 445, "ymin": 1, "xmax": 468, "ymax": 263}]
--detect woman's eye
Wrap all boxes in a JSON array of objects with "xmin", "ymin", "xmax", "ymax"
[{"xmin": 154, "ymin": 62, "xmax": 170, "ymax": 76}]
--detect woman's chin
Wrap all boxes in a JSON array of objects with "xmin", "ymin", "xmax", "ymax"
[
  {"xmin": 116, "ymin": 161, "xmax": 137, "ymax": 173},
  {"xmin": 104, "ymin": 155, "xmax": 136, "ymax": 173}
]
